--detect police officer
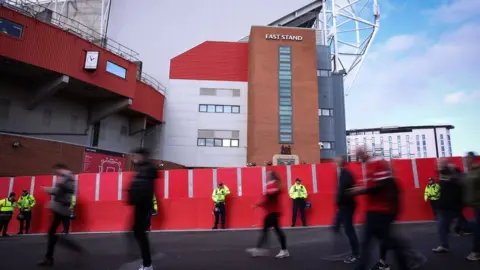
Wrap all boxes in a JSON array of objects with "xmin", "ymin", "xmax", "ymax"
[
  {"xmin": 289, "ymin": 178, "xmax": 308, "ymax": 227},
  {"xmin": 424, "ymin": 177, "xmax": 440, "ymax": 219},
  {"xmin": 212, "ymin": 182, "xmax": 230, "ymax": 229},
  {"xmin": 18, "ymin": 189, "xmax": 36, "ymax": 234},
  {"xmin": 0, "ymin": 192, "xmax": 17, "ymax": 237},
  {"xmin": 146, "ymin": 195, "xmax": 158, "ymax": 232},
  {"xmin": 62, "ymin": 194, "xmax": 76, "ymax": 234}
]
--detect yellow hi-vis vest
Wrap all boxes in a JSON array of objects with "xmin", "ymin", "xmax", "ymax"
[
  {"xmin": 0, "ymin": 198, "xmax": 16, "ymax": 214},
  {"xmin": 70, "ymin": 195, "xmax": 77, "ymax": 209},
  {"xmin": 153, "ymin": 195, "xmax": 158, "ymax": 211},
  {"xmin": 289, "ymin": 184, "xmax": 308, "ymax": 199},
  {"xmin": 424, "ymin": 183, "xmax": 440, "ymax": 201},
  {"xmin": 18, "ymin": 194, "xmax": 36, "ymax": 211},
  {"xmin": 212, "ymin": 186, "xmax": 230, "ymax": 203}
]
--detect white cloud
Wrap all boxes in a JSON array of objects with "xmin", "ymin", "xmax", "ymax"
[
  {"xmin": 428, "ymin": 0, "xmax": 480, "ymax": 23},
  {"xmin": 380, "ymin": 35, "xmax": 424, "ymax": 53},
  {"xmin": 443, "ymin": 91, "xmax": 479, "ymax": 104}
]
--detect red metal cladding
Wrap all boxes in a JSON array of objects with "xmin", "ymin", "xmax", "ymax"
[
  {"xmin": 130, "ymin": 82, "xmax": 165, "ymax": 122},
  {"xmin": 170, "ymin": 41, "xmax": 249, "ymax": 82},
  {"xmin": 0, "ymin": 8, "xmax": 136, "ymax": 98}
]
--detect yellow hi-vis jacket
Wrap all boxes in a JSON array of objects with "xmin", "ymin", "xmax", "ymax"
[
  {"xmin": 424, "ymin": 183, "xmax": 440, "ymax": 202},
  {"xmin": 289, "ymin": 184, "xmax": 308, "ymax": 199},
  {"xmin": 153, "ymin": 195, "xmax": 158, "ymax": 212},
  {"xmin": 0, "ymin": 198, "xmax": 16, "ymax": 215},
  {"xmin": 18, "ymin": 194, "xmax": 36, "ymax": 211},
  {"xmin": 212, "ymin": 186, "xmax": 230, "ymax": 204},
  {"xmin": 70, "ymin": 195, "xmax": 77, "ymax": 209}
]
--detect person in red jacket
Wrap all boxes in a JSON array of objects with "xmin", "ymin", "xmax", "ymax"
[
  {"xmin": 349, "ymin": 148, "xmax": 409, "ymax": 270},
  {"xmin": 246, "ymin": 171, "xmax": 289, "ymax": 259}
]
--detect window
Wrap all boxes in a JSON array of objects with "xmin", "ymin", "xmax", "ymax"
[
  {"xmin": 317, "ymin": 70, "xmax": 331, "ymax": 77},
  {"xmin": 320, "ymin": 142, "xmax": 335, "ymax": 149},
  {"xmin": 441, "ymin": 152, "xmax": 445, "ymax": 157},
  {"xmin": 440, "ymin": 134, "xmax": 444, "ymax": 139},
  {"xmin": 406, "ymin": 135, "xmax": 410, "ymax": 141},
  {"xmin": 388, "ymin": 136, "xmax": 392, "ymax": 141},
  {"xmin": 422, "ymin": 134, "xmax": 426, "ymax": 140},
  {"xmin": 423, "ymin": 152, "xmax": 427, "ymax": 158},
  {"xmin": 106, "ymin": 61, "xmax": 127, "ymax": 79},
  {"xmin": 278, "ymin": 45, "xmax": 293, "ymax": 144},
  {"xmin": 416, "ymin": 135, "xmax": 419, "ymax": 140},
  {"xmin": 0, "ymin": 18, "xmax": 23, "ymax": 39},
  {"xmin": 197, "ymin": 138, "xmax": 239, "ymax": 147},
  {"xmin": 319, "ymin": 109, "xmax": 333, "ymax": 116},
  {"xmin": 199, "ymin": 104, "xmax": 240, "ymax": 114}
]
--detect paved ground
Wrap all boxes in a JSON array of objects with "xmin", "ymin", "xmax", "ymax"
[{"xmin": 0, "ymin": 223, "xmax": 477, "ymax": 270}]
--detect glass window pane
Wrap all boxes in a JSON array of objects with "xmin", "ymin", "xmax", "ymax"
[
  {"xmin": 223, "ymin": 105, "xmax": 232, "ymax": 113},
  {"xmin": 279, "ymin": 88, "xmax": 291, "ymax": 93},
  {"xmin": 279, "ymin": 110, "xmax": 292, "ymax": 115},
  {"xmin": 197, "ymin": 138, "xmax": 206, "ymax": 146},
  {"xmin": 279, "ymin": 80, "xmax": 291, "ymax": 85},
  {"xmin": 199, "ymin": 105, "xmax": 207, "ymax": 112},
  {"xmin": 215, "ymin": 105, "xmax": 223, "ymax": 113},
  {"xmin": 222, "ymin": 139, "xmax": 231, "ymax": 147},
  {"xmin": 321, "ymin": 109, "xmax": 330, "ymax": 116},
  {"xmin": 214, "ymin": 139, "xmax": 222, "ymax": 147},
  {"xmin": 280, "ymin": 134, "xmax": 292, "ymax": 142},
  {"xmin": 206, "ymin": 139, "xmax": 214, "ymax": 146},
  {"xmin": 280, "ymin": 126, "xmax": 292, "ymax": 133},
  {"xmin": 207, "ymin": 105, "xmax": 215, "ymax": 112},
  {"xmin": 279, "ymin": 46, "xmax": 291, "ymax": 53},
  {"xmin": 279, "ymin": 71, "xmax": 291, "ymax": 76},
  {"xmin": 231, "ymin": 139, "xmax": 239, "ymax": 147},
  {"xmin": 106, "ymin": 61, "xmax": 127, "ymax": 79},
  {"xmin": 232, "ymin": 106, "xmax": 240, "ymax": 113},
  {"xmin": 279, "ymin": 92, "xmax": 291, "ymax": 97},
  {"xmin": 279, "ymin": 75, "xmax": 292, "ymax": 80},
  {"xmin": 279, "ymin": 106, "xmax": 291, "ymax": 111}
]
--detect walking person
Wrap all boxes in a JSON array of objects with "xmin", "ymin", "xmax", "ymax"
[
  {"xmin": 463, "ymin": 151, "xmax": 480, "ymax": 261},
  {"xmin": 289, "ymin": 178, "xmax": 308, "ymax": 227},
  {"xmin": 424, "ymin": 178, "xmax": 440, "ymax": 219},
  {"xmin": 332, "ymin": 156, "xmax": 359, "ymax": 264},
  {"xmin": 0, "ymin": 192, "xmax": 17, "ymax": 237},
  {"xmin": 146, "ymin": 195, "xmax": 158, "ymax": 232},
  {"xmin": 37, "ymin": 164, "xmax": 84, "ymax": 267},
  {"xmin": 127, "ymin": 148, "xmax": 159, "ymax": 270},
  {"xmin": 246, "ymin": 171, "xmax": 289, "ymax": 258},
  {"xmin": 17, "ymin": 189, "xmax": 36, "ymax": 235},
  {"xmin": 349, "ymin": 148, "xmax": 409, "ymax": 270},
  {"xmin": 62, "ymin": 194, "xmax": 76, "ymax": 234}
]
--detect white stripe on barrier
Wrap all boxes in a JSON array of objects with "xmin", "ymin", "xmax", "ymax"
[
  {"xmin": 361, "ymin": 162, "xmax": 367, "ymax": 183},
  {"xmin": 117, "ymin": 172, "xmax": 123, "ymax": 201},
  {"xmin": 261, "ymin": 167, "xmax": 267, "ymax": 194},
  {"xmin": 30, "ymin": 176, "xmax": 35, "ymax": 195},
  {"xmin": 95, "ymin": 173, "xmax": 100, "ymax": 201},
  {"xmin": 188, "ymin": 170, "xmax": 193, "ymax": 198},
  {"xmin": 411, "ymin": 159, "xmax": 420, "ymax": 188},
  {"xmin": 164, "ymin": 171, "xmax": 169, "ymax": 199},
  {"xmin": 286, "ymin": 165, "xmax": 292, "ymax": 190},
  {"xmin": 212, "ymin": 169, "xmax": 217, "ymax": 190},
  {"xmin": 236, "ymin": 168, "xmax": 242, "ymax": 196},
  {"xmin": 311, "ymin": 164, "xmax": 318, "ymax": 193},
  {"xmin": 8, "ymin": 177, "xmax": 14, "ymax": 195}
]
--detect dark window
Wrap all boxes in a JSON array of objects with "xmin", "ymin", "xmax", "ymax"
[
  {"xmin": 106, "ymin": 61, "xmax": 127, "ymax": 79},
  {"xmin": 92, "ymin": 122, "xmax": 101, "ymax": 147},
  {"xmin": 0, "ymin": 18, "xmax": 23, "ymax": 39}
]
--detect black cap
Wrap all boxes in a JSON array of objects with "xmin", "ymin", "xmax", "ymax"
[
  {"xmin": 22, "ymin": 189, "xmax": 27, "ymax": 192},
  {"xmin": 9, "ymin": 192, "xmax": 16, "ymax": 197},
  {"xmin": 428, "ymin": 177, "xmax": 434, "ymax": 181},
  {"xmin": 295, "ymin": 178, "xmax": 301, "ymax": 182},
  {"xmin": 218, "ymin": 182, "xmax": 223, "ymax": 186},
  {"xmin": 467, "ymin": 151, "xmax": 476, "ymax": 157}
]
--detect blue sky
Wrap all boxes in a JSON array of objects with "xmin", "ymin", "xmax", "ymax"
[{"xmin": 108, "ymin": 0, "xmax": 479, "ymax": 156}]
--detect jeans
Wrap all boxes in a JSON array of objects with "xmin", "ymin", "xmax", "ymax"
[
  {"xmin": 437, "ymin": 210, "xmax": 457, "ymax": 248},
  {"xmin": 355, "ymin": 212, "xmax": 408, "ymax": 270},
  {"xmin": 333, "ymin": 207, "xmax": 359, "ymax": 256},
  {"xmin": 45, "ymin": 212, "xmax": 83, "ymax": 260},
  {"xmin": 292, "ymin": 198, "xmax": 306, "ymax": 226},
  {"xmin": 257, "ymin": 212, "xmax": 287, "ymax": 250},
  {"xmin": 18, "ymin": 210, "xmax": 32, "ymax": 233},
  {"xmin": 473, "ymin": 208, "xmax": 480, "ymax": 253},
  {"xmin": 132, "ymin": 205, "xmax": 152, "ymax": 267}
]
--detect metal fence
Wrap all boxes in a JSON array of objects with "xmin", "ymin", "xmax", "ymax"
[{"xmin": 2, "ymin": 0, "xmax": 167, "ymax": 95}]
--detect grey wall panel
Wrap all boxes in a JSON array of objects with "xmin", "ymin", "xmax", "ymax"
[
  {"xmin": 332, "ymin": 74, "xmax": 347, "ymax": 157},
  {"xmin": 316, "ymin": 45, "xmax": 331, "ymax": 70},
  {"xmin": 319, "ymin": 116, "xmax": 335, "ymax": 141},
  {"xmin": 321, "ymin": 149, "xmax": 336, "ymax": 159},
  {"xmin": 318, "ymin": 76, "xmax": 334, "ymax": 108}
]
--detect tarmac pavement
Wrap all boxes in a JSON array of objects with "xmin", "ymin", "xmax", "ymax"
[{"xmin": 0, "ymin": 223, "xmax": 477, "ymax": 270}]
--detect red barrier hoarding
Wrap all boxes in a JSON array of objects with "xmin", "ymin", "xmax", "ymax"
[{"xmin": 82, "ymin": 148, "xmax": 126, "ymax": 173}]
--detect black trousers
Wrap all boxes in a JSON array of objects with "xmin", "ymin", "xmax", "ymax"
[
  {"xmin": 62, "ymin": 218, "xmax": 71, "ymax": 233},
  {"xmin": 430, "ymin": 200, "xmax": 439, "ymax": 219},
  {"xmin": 333, "ymin": 207, "xmax": 359, "ymax": 256},
  {"xmin": 19, "ymin": 210, "xmax": 32, "ymax": 233},
  {"xmin": 45, "ymin": 212, "xmax": 83, "ymax": 260},
  {"xmin": 213, "ymin": 202, "xmax": 226, "ymax": 227},
  {"xmin": 132, "ymin": 205, "xmax": 152, "ymax": 267},
  {"xmin": 355, "ymin": 212, "xmax": 408, "ymax": 270},
  {"xmin": 0, "ymin": 216, "xmax": 12, "ymax": 235},
  {"xmin": 292, "ymin": 198, "xmax": 306, "ymax": 226},
  {"xmin": 257, "ymin": 212, "xmax": 287, "ymax": 250}
]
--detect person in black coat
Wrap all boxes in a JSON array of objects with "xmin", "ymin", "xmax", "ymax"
[
  {"xmin": 127, "ymin": 148, "xmax": 159, "ymax": 270},
  {"xmin": 332, "ymin": 156, "xmax": 359, "ymax": 264}
]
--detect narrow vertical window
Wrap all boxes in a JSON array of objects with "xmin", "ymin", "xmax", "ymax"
[{"xmin": 278, "ymin": 46, "xmax": 293, "ymax": 144}]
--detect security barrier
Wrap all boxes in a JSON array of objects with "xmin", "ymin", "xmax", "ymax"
[{"xmin": 0, "ymin": 157, "xmax": 474, "ymax": 234}]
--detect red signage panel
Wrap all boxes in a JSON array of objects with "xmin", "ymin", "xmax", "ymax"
[{"xmin": 82, "ymin": 148, "xmax": 126, "ymax": 173}]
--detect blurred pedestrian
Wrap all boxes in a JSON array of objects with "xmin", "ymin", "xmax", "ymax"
[
  {"xmin": 246, "ymin": 171, "xmax": 289, "ymax": 258},
  {"xmin": 463, "ymin": 151, "xmax": 480, "ymax": 261},
  {"xmin": 332, "ymin": 156, "xmax": 359, "ymax": 264},
  {"xmin": 37, "ymin": 164, "xmax": 84, "ymax": 267},
  {"xmin": 127, "ymin": 148, "xmax": 159, "ymax": 270}
]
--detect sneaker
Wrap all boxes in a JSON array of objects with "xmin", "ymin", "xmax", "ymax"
[
  {"xmin": 370, "ymin": 261, "xmax": 390, "ymax": 270},
  {"xmin": 465, "ymin": 252, "xmax": 480, "ymax": 261},
  {"xmin": 139, "ymin": 266, "xmax": 153, "ymax": 270},
  {"xmin": 343, "ymin": 255, "xmax": 359, "ymax": 264},
  {"xmin": 275, "ymin": 249, "xmax": 290, "ymax": 258},
  {"xmin": 37, "ymin": 258, "xmax": 54, "ymax": 267},
  {"xmin": 245, "ymin": 248, "xmax": 270, "ymax": 257},
  {"xmin": 432, "ymin": 246, "xmax": 449, "ymax": 253}
]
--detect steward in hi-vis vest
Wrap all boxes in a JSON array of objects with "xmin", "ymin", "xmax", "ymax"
[
  {"xmin": 289, "ymin": 178, "xmax": 308, "ymax": 227},
  {"xmin": 17, "ymin": 189, "xmax": 36, "ymax": 234},
  {"xmin": 0, "ymin": 192, "xmax": 17, "ymax": 237},
  {"xmin": 212, "ymin": 182, "xmax": 230, "ymax": 230},
  {"xmin": 424, "ymin": 177, "xmax": 440, "ymax": 219}
]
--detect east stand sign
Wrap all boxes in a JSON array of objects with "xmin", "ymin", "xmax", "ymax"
[{"xmin": 265, "ymin": 34, "xmax": 303, "ymax": 41}]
